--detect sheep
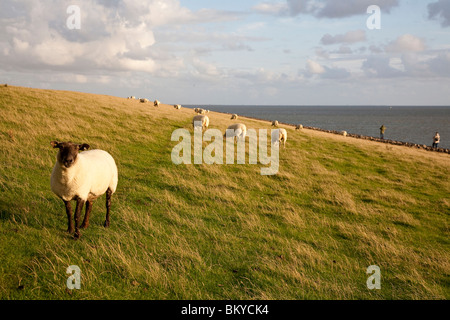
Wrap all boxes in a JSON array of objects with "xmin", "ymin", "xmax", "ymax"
[
  {"xmin": 272, "ymin": 120, "xmax": 279, "ymax": 127},
  {"xmin": 341, "ymin": 131, "xmax": 348, "ymax": 137},
  {"xmin": 154, "ymin": 100, "xmax": 160, "ymax": 107},
  {"xmin": 50, "ymin": 141, "xmax": 118, "ymax": 239},
  {"xmin": 271, "ymin": 128, "xmax": 287, "ymax": 148},
  {"xmin": 224, "ymin": 123, "xmax": 247, "ymax": 143},
  {"xmin": 140, "ymin": 98, "xmax": 149, "ymax": 103},
  {"xmin": 194, "ymin": 108, "xmax": 199, "ymax": 113},
  {"xmin": 174, "ymin": 104, "xmax": 182, "ymax": 110},
  {"xmin": 127, "ymin": 96, "xmax": 135, "ymax": 100},
  {"xmin": 295, "ymin": 124, "xmax": 303, "ymax": 130},
  {"xmin": 198, "ymin": 109, "xmax": 207, "ymax": 115},
  {"xmin": 192, "ymin": 115, "xmax": 209, "ymax": 132},
  {"xmin": 231, "ymin": 114, "xmax": 238, "ymax": 120}
]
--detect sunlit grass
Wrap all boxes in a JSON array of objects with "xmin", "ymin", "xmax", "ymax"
[{"xmin": 0, "ymin": 85, "xmax": 449, "ymax": 299}]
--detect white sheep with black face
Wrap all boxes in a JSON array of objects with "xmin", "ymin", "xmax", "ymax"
[
  {"xmin": 231, "ymin": 114, "xmax": 238, "ymax": 120},
  {"xmin": 154, "ymin": 100, "xmax": 160, "ymax": 107},
  {"xmin": 50, "ymin": 141, "xmax": 118, "ymax": 239},
  {"xmin": 272, "ymin": 120, "xmax": 279, "ymax": 127},
  {"xmin": 174, "ymin": 104, "xmax": 182, "ymax": 110}
]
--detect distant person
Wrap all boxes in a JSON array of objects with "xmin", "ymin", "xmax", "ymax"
[
  {"xmin": 432, "ymin": 132, "xmax": 440, "ymax": 148},
  {"xmin": 380, "ymin": 125, "xmax": 386, "ymax": 139}
]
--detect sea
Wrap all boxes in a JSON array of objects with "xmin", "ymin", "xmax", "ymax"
[{"xmin": 187, "ymin": 105, "xmax": 450, "ymax": 149}]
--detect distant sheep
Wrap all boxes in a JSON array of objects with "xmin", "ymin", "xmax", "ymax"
[
  {"xmin": 295, "ymin": 124, "xmax": 303, "ymax": 130},
  {"xmin": 341, "ymin": 131, "xmax": 348, "ymax": 137},
  {"xmin": 127, "ymin": 96, "xmax": 135, "ymax": 99},
  {"xmin": 194, "ymin": 108, "xmax": 199, "ymax": 113},
  {"xmin": 231, "ymin": 114, "xmax": 238, "ymax": 120},
  {"xmin": 140, "ymin": 98, "xmax": 149, "ymax": 103},
  {"xmin": 272, "ymin": 120, "xmax": 279, "ymax": 127},
  {"xmin": 50, "ymin": 141, "xmax": 118, "ymax": 239},
  {"xmin": 154, "ymin": 100, "xmax": 160, "ymax": 107},
  {"xmin": 271, "ymin": 128, "xmax": 287, "ymax": 148},
  {"xmin": 174, "ymin": 104, "xmax": 182, "ymax": 110},
  {"xmin": 193, "ymin": 115, "xmax": 209, "ymax": 132},
  {"xmin": 199, "ymin": 109, "xmax": 206, "ymax": 115},
  {"xmin": 224, "ymin": 123, "xmax": 247, "ymax": 143}
]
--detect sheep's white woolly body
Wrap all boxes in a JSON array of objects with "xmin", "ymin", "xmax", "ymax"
[
  {"xmin": 193, "ymin": 115, "xmax": 209, "ymax": 131},
  {"xmin": 225, "ymin": 123, "xmax": 247, "ymax": 140},
  {"xmin": 51, "ymin": 150, "xmax": 118, "ymax": 202},
  {"xmin": 272, "ymin": 128, "xmax": 287, "ymax": 147}
]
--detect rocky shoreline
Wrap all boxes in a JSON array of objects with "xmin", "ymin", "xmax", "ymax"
[{"xmin": 297, "ymin": 124, "xmax": 450, "ymax": 154}]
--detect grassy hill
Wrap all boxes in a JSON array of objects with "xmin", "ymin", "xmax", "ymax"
[{"xmin": 0, "ymin": 85, "xmax": 449, "ymax": 299}]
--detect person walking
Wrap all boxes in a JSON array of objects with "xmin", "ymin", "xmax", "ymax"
[
  {"xmin": 380, "ymin": 125, "xmax": 386, "ymax": 139},
  {"xmin": 432, "ymin": 132, "xmax": 440, "ymax": 148}
]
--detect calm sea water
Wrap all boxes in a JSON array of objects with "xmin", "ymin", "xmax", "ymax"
[{"xmin": 188, "ymin": 105, "xmax": 450, "ymax": 149}]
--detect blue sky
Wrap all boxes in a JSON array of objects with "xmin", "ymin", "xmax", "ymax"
[{"xmin": 1, "ymin": 0, "xmax": 449, "ymax": 105}]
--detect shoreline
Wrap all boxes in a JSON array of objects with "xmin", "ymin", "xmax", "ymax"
[{"xmin": 200, "ymin": 108, "xmax": 450, "ymax": 155}]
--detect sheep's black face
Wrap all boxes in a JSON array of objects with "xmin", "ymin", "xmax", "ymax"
[{"xmin": 51, "ymin": 141, "xmax": 90, "ymax": 169}]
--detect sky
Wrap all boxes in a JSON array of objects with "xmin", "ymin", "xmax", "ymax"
[{"xmin": 1, "ymin": 0, "xmax": 450, "ymax": 105}]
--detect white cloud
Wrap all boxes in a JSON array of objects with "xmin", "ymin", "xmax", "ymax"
[
  {"xmin": 362, "ymin": 56, "xmax": 403, "ymax": 78},
  {"xmin": 252, "ymin": 2, "xmax": 289, "ymax": 15},
  {"xmin": 306, "ymin": 59, "xmax": 325, "ymax": 74},
  {"xmin": 385, "ymin": 34, "xmax": 426, "ymax": 53},
  {"xmin": 320, "ymin": 30, "xmax": 366, "ymax": 46},
  {"xmin": 0, "ymin": 0, "xmax": 244, "ymax": 77}
]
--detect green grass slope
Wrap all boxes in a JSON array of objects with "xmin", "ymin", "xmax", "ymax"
[{"xmin": 0, "ymin": 85, "xmax": 449, "ymax": 299}]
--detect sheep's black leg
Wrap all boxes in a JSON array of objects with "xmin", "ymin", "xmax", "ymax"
[
  {"xmin": 104, "ymin": 188, "xmax": 112, "ymax": 228},
  {"xmin": 64, "ymin": 200, "xmax": 73, "ymax": 233},
  {"xmin": 80, "ymin": 200, "xmax": 93, "ymax": 229},
  {"xmin": 74, "ymin": 198, "xmax": 85, "ymax": 239}
]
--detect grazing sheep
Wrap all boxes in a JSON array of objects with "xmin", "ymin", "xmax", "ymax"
[
  {"xmin": 50, "ymin": 141, "xmax": 118, "ymax": 239},
  {"xmin": 174, "ymin": 104, "xmax": 182, "ymax": 110},
  {"xmin": 224, "ymin": 123, "xmax": 247, "ymax": 142},
  {"xmin": 341, "ymin": 131, "xmax": 348, "ymax": 137},
  {"xmin": 193, "ymin": 115, "xmax": 209, "ymax": 132},
  {"xmin": 295, "ymin": 124, "xmax": 303, "ymax": 130},
  {"xmin": 271, "ymin": 128, "xmax": 287, "ymax": 148},
  {"xmin": 140, "ymin": 98, "xmax": 149, "ymax": 103},
  {"xmin": 154, "ymin": 100, "xmax": 160, "ymax": 107},
  {"xmin": 231, "ymin": 114, "xmax": 238, "ymax": 120},
  {"xmin": 272, "ymin": 120, "xmax": 279, "ymax": 127},
  {"xmin": 127, "ymin": 96, "xmax": 135, "ymax": 100}
]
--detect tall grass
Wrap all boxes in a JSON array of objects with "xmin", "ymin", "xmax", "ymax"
[{"xmin": 0, "ymin": 85, "xmax": 449, "ymax": 299}]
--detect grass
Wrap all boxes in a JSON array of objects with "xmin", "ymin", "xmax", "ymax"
[{"xmin": 0, "ymin": 85, "xmax": 449, "ymax": 300}]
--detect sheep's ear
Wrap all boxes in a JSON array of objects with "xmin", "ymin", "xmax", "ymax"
[
  {"xmin": 79, "ymin": 144, "xmax": 90, "ymax": 151},
  {"xmin": 50, "ymin": 141, "xmax": 61, "ymax": 149}
]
